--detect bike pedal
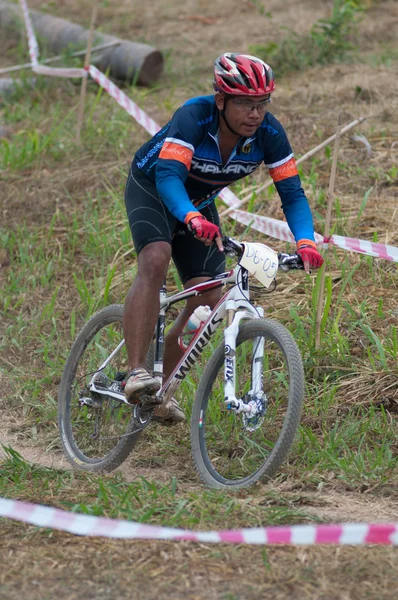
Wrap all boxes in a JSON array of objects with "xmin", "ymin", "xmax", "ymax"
[
  {"xmin": 139, "ymin": 393, "xmax": 162, "ymax": 410},
  {"xmin": 126, "ymin": 389, "xmax": 161, "ymax": 408}
]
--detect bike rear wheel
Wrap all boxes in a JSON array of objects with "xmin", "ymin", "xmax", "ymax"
[
  {"xmin": 58, "ymin": 304, "xmax": 144, "ymax": 472},
  {"xmin": 191, "ymin": 318, "xmax": 304, "ymax": 489}
]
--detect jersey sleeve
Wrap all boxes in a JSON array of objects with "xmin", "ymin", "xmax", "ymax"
[
  {"xmin": 263, "ymin": 119, "xmax": 315, "ymax": 243},
  {"xmin": 155, "ymin": 105, "xmax": 205, "ymax": 222}
]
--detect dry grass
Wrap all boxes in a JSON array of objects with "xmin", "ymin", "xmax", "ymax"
[
  {"xmin": 1, "ymin": 1, "xmax": 398, "ymax": 599},
  {"xmin": 1, "ymin": 521, "xmax": 398, "ymax": 600}
]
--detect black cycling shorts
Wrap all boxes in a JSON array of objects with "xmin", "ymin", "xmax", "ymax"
[{"xmin": 125, "ymin": 162, "xmax": 225, "ymax": 284}]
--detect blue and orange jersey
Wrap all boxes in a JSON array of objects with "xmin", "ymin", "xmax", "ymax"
[{"xmin": 134, "ymin": 95, "xmax": 314, "ymax": 242}]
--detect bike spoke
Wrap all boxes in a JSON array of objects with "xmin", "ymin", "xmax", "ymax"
[
  {"xmin": 200, "ymin": 334, "xmax": 292, "ymax": 483},
  {"xmin": 69, "ymin": 321, "xmax": 132, "ymax": 460}
]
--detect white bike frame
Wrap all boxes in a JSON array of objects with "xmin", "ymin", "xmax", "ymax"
[{"xmin": 88, "ymin": 263, "xmax": 265, "ymax": 414}]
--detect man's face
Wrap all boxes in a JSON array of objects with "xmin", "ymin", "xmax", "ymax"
[{"xmin": 216, "ymin": 92, "xmax": 271, "ymax": 136}]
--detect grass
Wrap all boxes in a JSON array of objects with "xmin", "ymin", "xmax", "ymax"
[
  {"xmin": 0, "ymin": 447, "xmax": 319, "ymax": 529},
  {"xmin": 1, "ymin": 76, "xmax": 397, "ymax": 490},
  {"xmin": 1, "ymin": 2, "xmax": 398, "ymax": 598},
  {"xmin": 249, "ymin": 0, "xmax": 364, "ymax": 76},
  {"xmin": 0, "ymin": 0, "xmax": 397, "ymax": 519},
  {"xmin": 1, "ymin": 180, "xmax": 396, "ymax": 492}
]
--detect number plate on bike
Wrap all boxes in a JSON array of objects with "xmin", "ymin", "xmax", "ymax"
[{"xmin": 239, "ymin": 243, "xmax": 278, "ymax": 288}]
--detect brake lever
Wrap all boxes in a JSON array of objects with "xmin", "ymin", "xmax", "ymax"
[
  {"xmin": 222, "ymin": 236, "xmax": 243, "ymax": 257},
  {"xmin": 278, "ymin": 253, "xmax": 304, "ymax": 271}
]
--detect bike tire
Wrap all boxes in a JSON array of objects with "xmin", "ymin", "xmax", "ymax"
[
  {"xmin": 191, "ymin": 318, "xmax": 304, "ymax": 489},
  {"xmin": 58, "ymin": 304, "xmax": 146, "ymax": 473}
]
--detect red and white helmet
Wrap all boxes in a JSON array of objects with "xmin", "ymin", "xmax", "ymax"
[{"xmin": 214, "ymin": 53, "xmax": 275, "ymax": 97}]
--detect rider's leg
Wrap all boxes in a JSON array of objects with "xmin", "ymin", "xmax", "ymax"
[
  {"xmin": 163, "ymin": 282, "xmax": 222, "ymax": 380},
  {"xmin": 154, "ymin": 280, "xmax": 221, "ymax": 425},
  {"xmin": 123, "ymin": 241, "xmax": 171, "ymax": 372},
  {"xmin": 123, "ymin": 164, "xmax": 177, "ymax": 401},
  {"xmin": 163, "ymin": 202, "xmax": 226, "ymax": 381}
]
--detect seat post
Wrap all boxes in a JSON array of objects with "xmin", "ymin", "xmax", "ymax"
[{"xmin": 153, "ymin": 280, "xmax": 167, "ymax": 380}]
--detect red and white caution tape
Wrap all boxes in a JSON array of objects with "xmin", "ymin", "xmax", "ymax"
[
  {"xmin": 228, "ymin": 210, "xmax": 398, "ymax": 262},
  {"xmin": 87, "ymin": 65, "xmax": 160, "ymax": 137},
  {"xmin": 19, "ymin": 0, "xmax": 233, "ymax": 199},
  {"xmin": 19, "ymin": 0, "xmax": 86, "ymax": 79},
  {"xmin": 19, "ymin": 0, "xmax": 38, "ymax": 65},
  {"xmin": 16, "ymin": 0, "xmax": 398, "ymax": 264},
  {"xmin": 16, "ymin": 0, "xmax": 249, "ymax": 208},
  {"xmin": 228, "ymin": 209, "xmax": 296, "ymax": 244},
  {"xmin": 1, "ymin": 497, "xmax": 397, "ymax": 545},
  {"xmin": 219, "ymin": 187, "xmax": 242, "ymax": 208},
  {"xmin": 327, "ymin": 234, "xmax": 398, "ymax": 262}
]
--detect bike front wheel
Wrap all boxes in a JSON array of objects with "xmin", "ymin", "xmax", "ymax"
[
  {"xmin": 58, "ymin": 304, "xmax": 144, "ymax": 473},
  {"xmin": 191, "ymin": 318, "xmax": 304, "ymax": 489}
]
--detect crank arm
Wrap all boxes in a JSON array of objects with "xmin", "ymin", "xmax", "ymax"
[{"xmin": 88, "ymin": 384, "xmax": 129, "ymax": 403}]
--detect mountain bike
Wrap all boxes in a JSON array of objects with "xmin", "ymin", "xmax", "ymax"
[{"xmin": 58, "ymin": 236, "xmax": 305, "ymax": 489}]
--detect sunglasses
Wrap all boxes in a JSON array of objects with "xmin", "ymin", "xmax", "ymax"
[{"xmin": 231, "ymin": 96, "xmax": 271, "ymax": 113}]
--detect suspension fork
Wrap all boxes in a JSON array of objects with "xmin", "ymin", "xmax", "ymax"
[
  {"xmin": 224, "ymin": 301, "xmax": 238, "ymax": 402},
  {"xmin": 224, "ymin": 264, "xmax": 249, "ymax": 404},
  {"xmin": 223, "ymin": 301, "xmax": 252, "ymax": 404},
  {"xmin": 223, "ymin": 302, "xmax": 265, "ymax": 411},
  {"xmin": 250, "ymin": 306, "xmax": 265, "ymax": 395}
]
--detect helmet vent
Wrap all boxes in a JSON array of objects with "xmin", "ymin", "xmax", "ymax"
[
  {"xmin": 239, "ymin": 70, "xmax": 252, "ymax": 90},
  {"xmin": 214, "ymin": 53, "xmax": 275, "ymax": 97},
  {"xmin": 252, "ymin": 66, "xmax": 262, "ymax": 88}
]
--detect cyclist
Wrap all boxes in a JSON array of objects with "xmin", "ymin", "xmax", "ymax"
[{"xmin": 123, "ymin": 52, "xmax": 323, "ymax": 425}]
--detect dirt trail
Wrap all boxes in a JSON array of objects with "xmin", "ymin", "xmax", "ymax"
[
  {"xmin": 1, "ymin": 415, "xmax": 396, "ymax": 524},
  {"xmin": 1, "ymin": 1, "xmax": 398, "ymax": 597},
  {"xmin": 0, "ymin": 414, "xmax": 178, "ymax": 484}
]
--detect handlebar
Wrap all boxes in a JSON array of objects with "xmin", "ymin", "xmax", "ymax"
[
  {"xmin": 222, "ymin": 236, "xmax": 244, "ymax": 256},
  {"xmin": 277, "ymin": 252, "xmax": 304, "ymax": 271},
  {"xmin": 222, "ymin": 236, "xmax": 304, "ymax": 271}
]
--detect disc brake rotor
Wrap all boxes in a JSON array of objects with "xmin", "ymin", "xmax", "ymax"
[{"xmin": 241, "ymin": 393, "xmax": 268, "ymax": 432}]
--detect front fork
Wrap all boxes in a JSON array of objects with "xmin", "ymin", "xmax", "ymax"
[{"xmin": 224, "ymin": 300, "xmax": 265, "ymax": 414}]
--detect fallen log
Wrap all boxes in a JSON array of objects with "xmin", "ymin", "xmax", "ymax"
[
  {"xmin": 0, "ymin": 76, "xmax": 36, "ymax": 96},
  {"xmin": 0, "ymin": 1, "xmax": 163, "ymax": 85},
  {"xmin": 0, "ymin": 41, "xmax": 120, "ymax": 76}
]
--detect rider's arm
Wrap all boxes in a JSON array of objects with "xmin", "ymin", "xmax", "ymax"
[
  {"xmin": 155, "ymin": 105, "xmax": 204, "ymax": 223},
  {"xmin": 263, "ymin": 116, "xmax": 315, "ymax": 244}
]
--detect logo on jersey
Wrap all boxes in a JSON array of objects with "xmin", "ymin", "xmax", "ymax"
[
  {"xmin": 191, "ymin": 158, "xmax": 259, "ymax": 175},
  {"xmin": 159, "ymin": 140, "xmax": 194, "ymax": 169},
  {"xmin": 269, "ymin": 157, "xmax": 298, "ymax": 182},
  {"xmin": 241, "ymin": 143, "xmax": 252, "ymax": 154}
]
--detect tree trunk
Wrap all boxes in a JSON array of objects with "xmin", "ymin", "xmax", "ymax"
[{"xmin": 0, "ymin": 1, "xmax": 163, "ymax": 85}]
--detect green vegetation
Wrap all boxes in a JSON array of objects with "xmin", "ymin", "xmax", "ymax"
[
  {"xmin": 1, "ymin": 3, "xmax": 398, "ymax": 599},
  {"xmin": 0, "ymin": 0, "xmax": 397, "ymax": 536},
  {"xmin": 250, "ymin": 0, "xmax": 364, "ymax": 75},
  {"xmin": 0, "ymin": 447, "xmax": 318, "ymax": 528}
]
